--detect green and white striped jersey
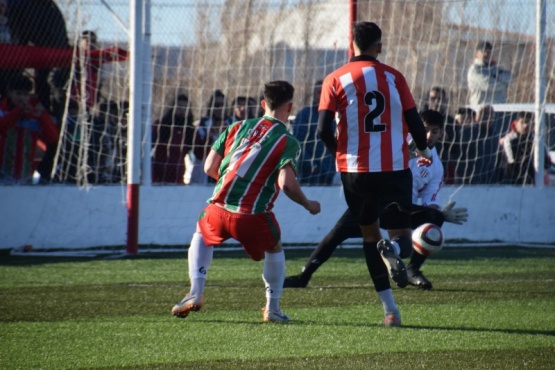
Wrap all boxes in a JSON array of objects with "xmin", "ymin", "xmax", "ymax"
[{"xmin": 208, "ymin": 115, "xmax": 301, "ymax": 214}]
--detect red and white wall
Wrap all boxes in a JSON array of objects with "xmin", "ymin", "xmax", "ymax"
[{"xmin": 1, "ymin": 185, "xmax": 555, "ymax": 251}]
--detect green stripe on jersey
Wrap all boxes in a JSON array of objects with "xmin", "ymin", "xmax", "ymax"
[{"xmin": 209, "ymin": 116, "xmax": 301, "ymax": 214}]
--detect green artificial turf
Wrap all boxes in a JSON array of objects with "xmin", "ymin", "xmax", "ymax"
[{"xmin": 1, "ymin": 247, "xmax": 554, "ymax": 369}]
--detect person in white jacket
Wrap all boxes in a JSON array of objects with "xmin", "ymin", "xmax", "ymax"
[{"xmin": 467, "ymin": 41, "xmax": 512, "ymax": 106}]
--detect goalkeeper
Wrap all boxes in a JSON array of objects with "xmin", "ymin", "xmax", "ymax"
[{"xmin": 285, "ymin": 110, "xmax": 468, "ymax": 290}]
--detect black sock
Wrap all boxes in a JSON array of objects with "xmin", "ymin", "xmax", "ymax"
[
  {"xmin": 363, "ymin": 241, "xmax": 390, "ymax": 292},
  {"xmin": 391, "ymin": 234, "xmax": 412, "ymax": 258},
  {"xmin": 299, "ymin": 219, "xmax": 357, "ymax": 280},
  {"xmin": 408, "ymin": 251, "xmax": 428, "ymax": 271}
]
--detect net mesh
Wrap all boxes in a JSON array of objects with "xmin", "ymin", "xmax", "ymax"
[{"xmin": 0, "ymin": 0, "xmax": 553, "ymax": 187}]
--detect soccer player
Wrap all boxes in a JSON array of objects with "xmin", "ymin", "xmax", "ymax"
[
  {"xmin": 171, "ymin": 81, "xmax": 321, "ymax": 323},
  {"xmin": 284, "ymin": 110, "xmax": 468, "ymax": 290},
  {"xmin": 316, "ymin": 21, "xmax": 432, "ymax": 327}
]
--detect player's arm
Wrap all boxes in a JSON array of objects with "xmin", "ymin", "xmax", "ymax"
[
  {"xmin": 278, "ymin": 163, "xmax": 320, "ymax": 215},
  {"xmin": 317, "ymin": 110, "xmax": 337, "ymax": 156},
  {"xmin": 420, "ymin": 172, "xmax": 443, "ymax": 210},
  {"xmin": 404, "ymin": 108, "xmax": 430, "ymax": 157},
  {"xmin": 405, "ymin": 107, "xmax": 432, "ymax": 167},
  {"xmin": 204, "ymin": 149, "xmax": 222, "ymax": 181}
]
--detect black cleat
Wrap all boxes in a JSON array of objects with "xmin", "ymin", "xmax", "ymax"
[
  {"xmin": 377, "ymin": 240, "xmax": 408, "ymax": 288},
  {"xmin": 283, "ymin": 275, "xmax": 309, "ymax": 288},
  {"xmin": 407, "ymin": 269, "xmax": 433, "ymax": 290}
]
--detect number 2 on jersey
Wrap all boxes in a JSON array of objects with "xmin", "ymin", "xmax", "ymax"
[{"xmin": 364, "ymin": 91, "xmax": 386, "ymax": 133}]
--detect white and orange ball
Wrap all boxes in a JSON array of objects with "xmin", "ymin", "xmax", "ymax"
[{"xmin": 412, "ymin": 223, "xmax": 444, "ymax": 256}]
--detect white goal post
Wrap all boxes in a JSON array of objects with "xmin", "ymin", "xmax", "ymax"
[{"xmin": 1, "ymin": 0, "xmax": 554, "ymax": 251}]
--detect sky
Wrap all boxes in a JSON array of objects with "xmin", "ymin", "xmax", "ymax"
[{"xmin": 62, "ymin": 0, "xmax": 552, "ymax": 47}]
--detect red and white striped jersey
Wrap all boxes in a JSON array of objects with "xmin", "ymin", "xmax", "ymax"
[{"xmin": 319, "ymin": 56, "xmax": 417, "ymax": 173}]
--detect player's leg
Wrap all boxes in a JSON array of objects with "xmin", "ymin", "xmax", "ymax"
[
  {"xmin": 342, "ymin": 172, "xmax": 403, "ymax": 327},
  {"xmin": 284, "ymin": 208, "xmax": 361, "ymax": 288},
  {"xmin": 171, "ymin": 225, "xmax": 214, "ymax": 318},
  {"xmin": 172, "ymin": 204, "xmax": 225, "ymax": 318},
  {"xmin": 235, "ymin": 211, "xmax": 290, "ymax": 322},
  {"xmin": 262, "ymin": 242, "xmax": 290, "ymax": 322},
  {"xmin": 374, "ymin": 170, "xmax": 414, "ymax": 289},
  {"xmin": 360, "ymin": 221, "xmax": 402, "ymax": 327},
  {"xmin": 407, "ymin": 207, "xmax": 445, "ymax": 289}
]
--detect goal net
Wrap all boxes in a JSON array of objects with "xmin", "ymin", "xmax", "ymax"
[{"xmin": 1, "ymin": 0, "xmax": 554, "ymax": 249}]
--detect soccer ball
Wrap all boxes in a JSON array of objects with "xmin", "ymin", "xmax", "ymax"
[{"xmin": 412, "ymin": 223, "xmax": 444, "ymax": 256}]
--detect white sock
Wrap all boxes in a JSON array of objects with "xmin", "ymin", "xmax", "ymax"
[
  {"xmin": 378, "ymin": 289, "xmax": 398, "ymax": 314},
  {"xmin": 188, "ymin": 232, "xmax": 213, "ymax": 296},
  {"xmin": 262, "ymin": 251, "xmax": 285, "ymax": 311}
]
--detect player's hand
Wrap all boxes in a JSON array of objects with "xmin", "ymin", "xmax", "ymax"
[
  {"xmin": 441, "ymin": 201, "xmax": 468, "ymax": 225},
  {"xmin": 415, "ymin": 146, "xmax": 433, "ymax": 167},
  {"xmin": 304, "ymin": 200, "xmax": 321, "ymax": 215},
  {"xmin": 417, "ymin": 156, "xmax": 432, "ymax": 167}
]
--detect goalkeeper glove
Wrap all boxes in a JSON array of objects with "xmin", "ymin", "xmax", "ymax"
[{"xmin": 441, "ymin": 201, "xmax": 468, "ymax": 225}]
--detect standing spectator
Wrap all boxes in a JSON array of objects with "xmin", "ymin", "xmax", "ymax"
[
  {"xmin": 421, "ymin": 87, "xmax": 452, "ymax": 119},
  {"xmin": 171, "ymin": 81, "xmax": 320, "ymax": 322},
  {"xmin": 467, "ymin": 41, "xmax": 512, "ymax": 106},
  {"xmin": 71, "ymin": 31, "xmax": 128, "ymax": 110},
  {"xmin": 456, "ymin": 105, "xmax": 501, "ymax": 184},
  {"xmin": 152, "ymin": 93, "xmax": 195, "ymax": 184},
  {"xmin": 0, "ymin": 74, "xmax": 58, "ymax": 183},
  {"xmin": 87, "ymin": 100, "xmax": 119, "ymax": 184},
  {"xmin": 293, "ymin": 80, "xmax": 336, "ymax": 185},
  {"xmin": 443, "ymin": 106, "xmax": 475, "ymax": 184},
  {"xmin": 227, "ymin": 96, "xmax": 257, "ymax": 123},
  {"xmin": 317, "ymin": 22, "xmax": 432, "ymax": 327},
  {"xmin": 52, "ymin": 99, "xmax": 80, "ymax": 183},
  {"xmin": 501, "ymin": 111, "xmax": 551, "ymax": 185},
  {"xmin": 454, "ymin": 107, "xmax": 475, "ymax": 127},
  {"xmin": 184, "ymin": 89, "xmax": 227, "ymax": 185}
]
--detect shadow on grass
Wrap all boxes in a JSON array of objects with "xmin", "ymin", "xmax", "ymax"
[
  {"xmin": 1, "ymin": 246, "xmax": 554, "ymax": 267},
  {"xmin": 183, "ymin": 317, "xmax": 555, "ymax": 337}
]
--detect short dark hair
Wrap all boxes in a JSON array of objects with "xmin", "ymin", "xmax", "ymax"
[
  {"xmin": 456, "ymin": 106, "xmax": 475, "ymax": 117},
  {"xmin": 232, "ymin": 96, "xmax": 248, "ymax": 107},
  {"xmin": 420, "ymin": 109, "xmax": 445, "ymax": 129},
  {"xmin": 208, "ymin": 89, "xmax": 225, "ymax": 109},
  {"xmin": 476, "ymin": 41, "xmax": 492, "ymax": 51},
  {"xmin": 96, "ymin": 100, "xmax": 119, "ymax": 117},
  {"xmin": 176, "ymin": 93, "xmax": 189, "ymax": 103},
  {"xmin": 429, "ymin": 86, "xmax": 447, "ymax": 99},
  {"xmin": 6, "ymin": 74, "xmax": 33, "ymax": 92},
  {"xmin": 82, "ymin": 30, "xmax": 97, "ymax": 44},
  {"xmin": 353, "ymin": 22, "xmax": 382, "ymax": 52},
  {"xmin": 516, "ymin": 111, "xmax": 534, "ymax": 123},
  {"xmin": 263, "ymin": 81, "xmax": 294, "ymax": 110}
]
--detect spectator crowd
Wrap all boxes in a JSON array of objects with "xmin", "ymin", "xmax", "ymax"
[{"xmin": 0, "ymin": 1, "xmax": 552, "ymax": 186}]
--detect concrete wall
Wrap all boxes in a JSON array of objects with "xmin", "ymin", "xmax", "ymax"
[{"xmin": 1, "ymin": 185, "xmax": 554, "ymax": 250}]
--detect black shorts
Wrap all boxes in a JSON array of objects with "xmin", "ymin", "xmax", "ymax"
[
  {"xmin": 332, "ymin": 205, "xmax": 445, "ymax": 237},
  {"xmin": 341, "ymin": 169, "xmax": 412, "ymax": 229}
]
